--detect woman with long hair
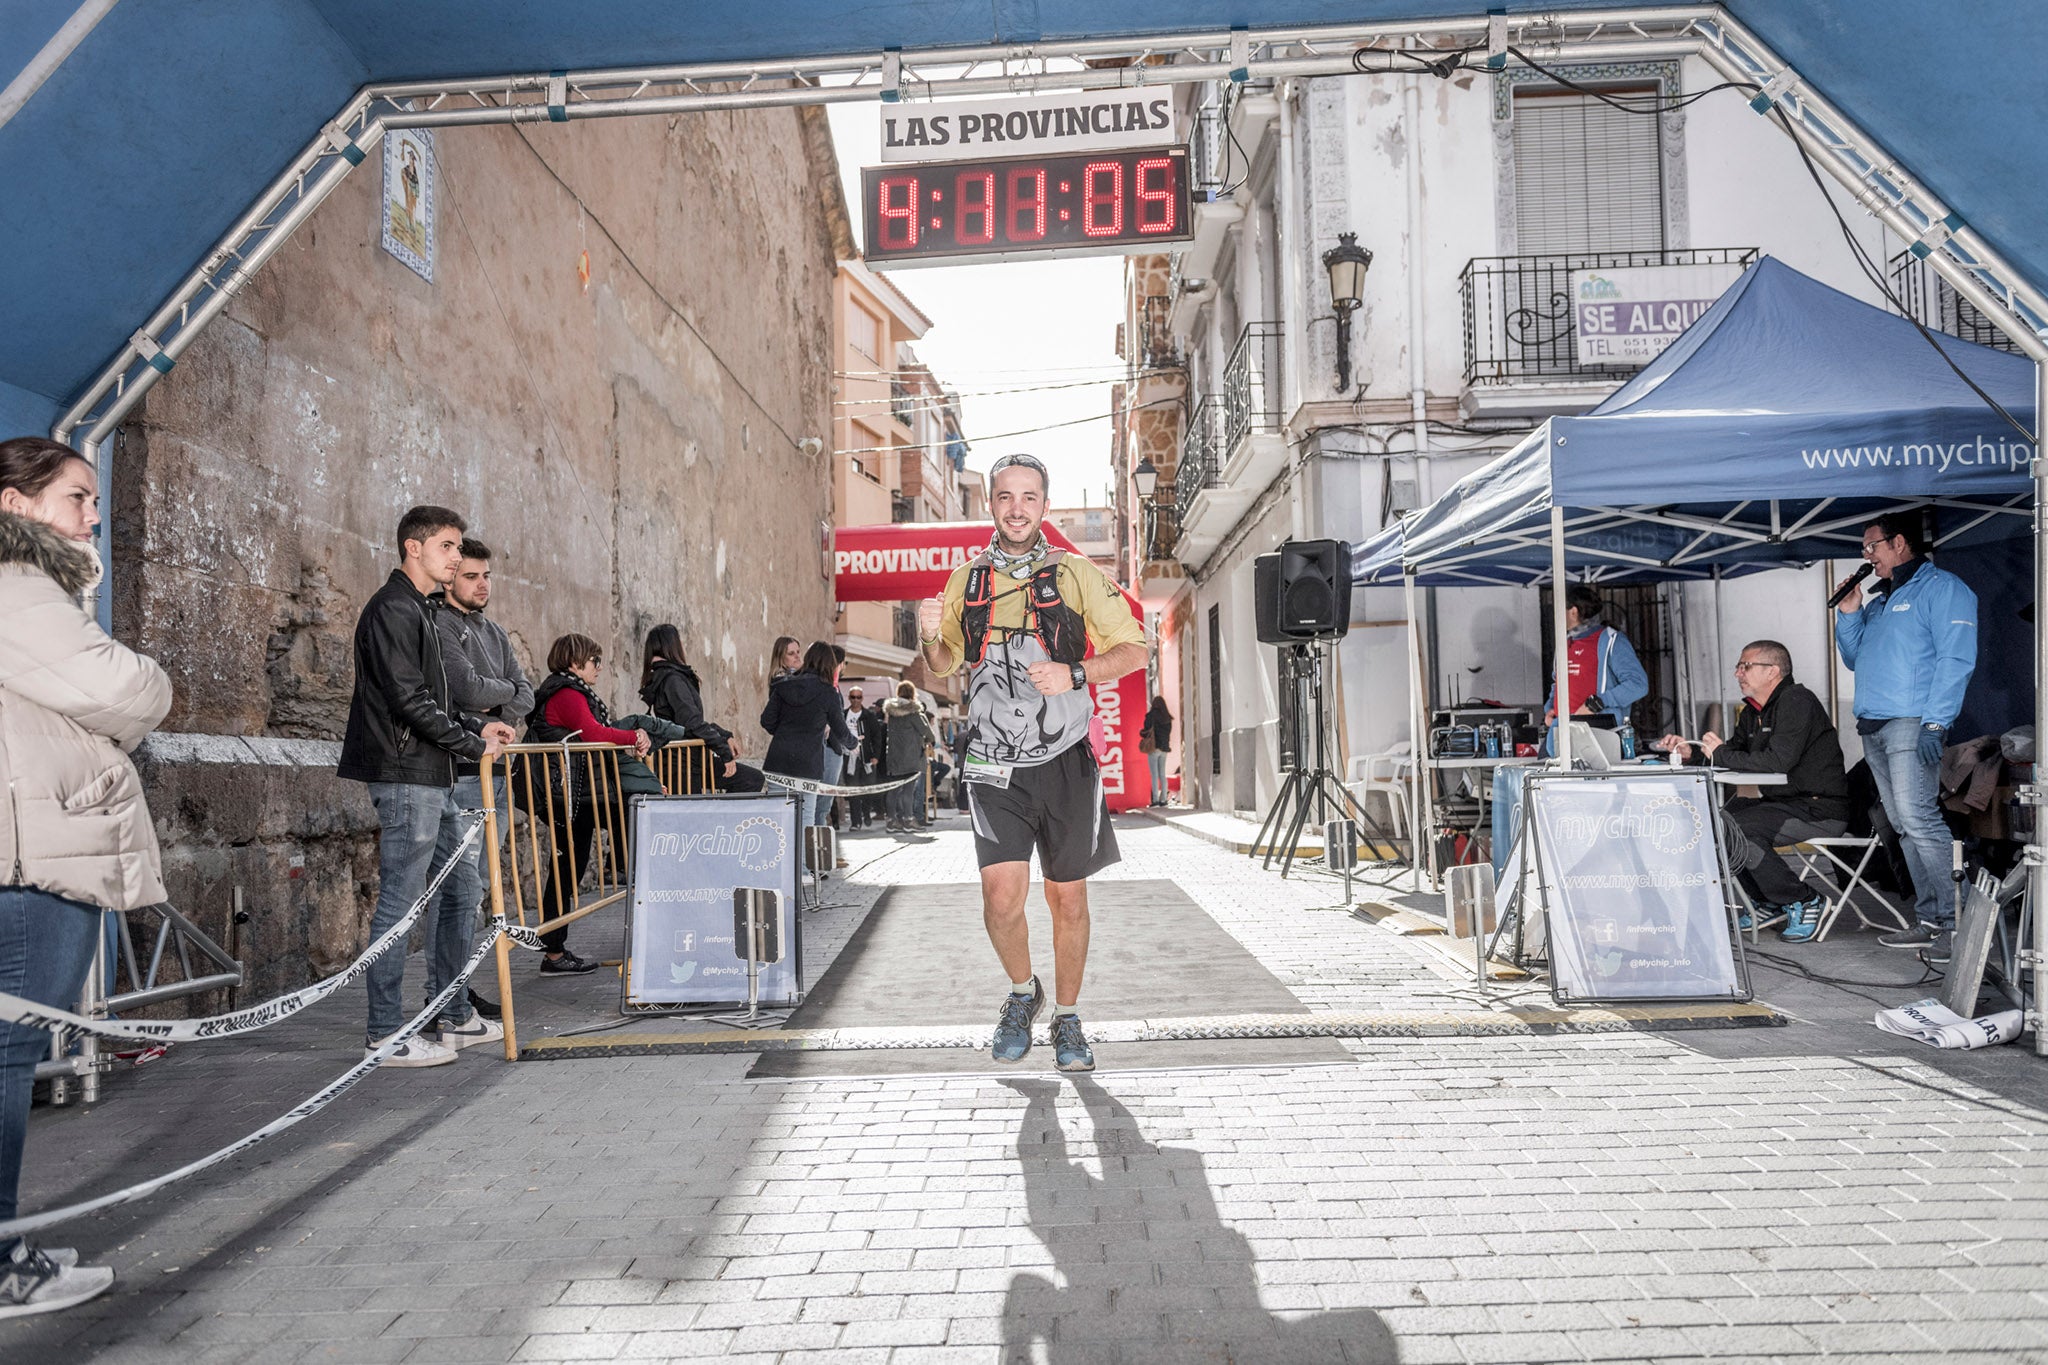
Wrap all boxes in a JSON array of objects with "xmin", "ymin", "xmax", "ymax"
[
  {"xmin": 639, "ymin": 624, "xmax": 763, "ymax": 792},
  {"xmin": 526, "ymin": 633, "xmax": 649, "ymax": 974},
  {"xmin": 760, "ymin": 640, "xmax": 856, "ymax": 834},
  {"xmin": 1143, "ymin": 696, "xmax": 1174, "ymax": 806},
  {"xmin": 0, "ymin": 437, "xmax": 169, "ymax": 1315},
  {"xmin": 768, "ymin": 634, "xmax": 801, "ymax": 680}
]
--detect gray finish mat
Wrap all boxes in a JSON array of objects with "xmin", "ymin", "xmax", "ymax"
[{"xmin": 748, "ymin": 878, "xmax": 1350, "ymax": 1077}]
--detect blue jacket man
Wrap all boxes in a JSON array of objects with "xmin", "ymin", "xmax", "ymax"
[{"xmin": 1834, "ymin": 513, "xmax": 1977, "ymax": 949}]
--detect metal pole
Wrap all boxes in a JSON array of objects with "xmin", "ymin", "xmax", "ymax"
[
  {"xmin": 1404, "ymin": 572, "xmax": 1434, "ymax": 888},
  {"xmin": 1710, "ymin": 565, "xmax": 1728, "ymax": 735},
  {"xmin": 1551, "ymin": 506, "xmax": 1572, "ymax": 770},
  {"xmin": 2033, "ymin": 356, "xmax": 2047, "ymax": 1055}
]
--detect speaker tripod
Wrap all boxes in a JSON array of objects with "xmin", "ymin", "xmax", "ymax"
[{"xmin": 1252, "ymin": 642, "xmax": 1398, "ymax": 879}]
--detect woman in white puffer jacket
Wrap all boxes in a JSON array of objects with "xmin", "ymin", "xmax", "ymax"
[{"xmin": 0, "ymin": 436, "xmax": 170, "ymax": 1319}]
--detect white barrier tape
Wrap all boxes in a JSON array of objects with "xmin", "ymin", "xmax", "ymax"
[
  {"xmin": 503, "ymin": 922, "xmax": 548, "ymax": 952},
  {"xmin": 0, "ymin": 911, "xmax": 518, "ymax": 1239},
  {"xmin": 0, "ymin": 817, "xmax": 487, "ymax": 1045},
  {"xmin": 761, "ymin": 771, "xmax": 918, "ymax": 798}
]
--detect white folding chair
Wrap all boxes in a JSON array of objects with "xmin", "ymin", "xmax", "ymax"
[
  {"xmin": 1344, "ymin": 742, "xmax": 1413, "ymax": 840},
  {"xmin": 1771, "ymin": 835, "xmax": 1912, "ymax": 941}
]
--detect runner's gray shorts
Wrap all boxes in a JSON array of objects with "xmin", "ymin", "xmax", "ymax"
[{"xmin": 965, "ymin": 742, "xmax": 1120, "ymax": 882}]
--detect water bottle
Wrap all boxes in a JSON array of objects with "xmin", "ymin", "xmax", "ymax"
[
  {"xmin": 1619, "ymin": 718, "xmax": 1637, "ymax": 760},
  {"xmin": 1484, "ymin": 724, "xmax": 1501, "ymax": 759}
]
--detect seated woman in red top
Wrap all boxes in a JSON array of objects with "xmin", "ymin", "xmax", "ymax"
[{"xmin": 526, "ymin": 633, "xmax": 648, "ymax": 974}]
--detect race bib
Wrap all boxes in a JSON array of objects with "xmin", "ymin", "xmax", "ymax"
[{"xmin": 962, "ymin": 755, "xmax": 1015, "ymax": 789}]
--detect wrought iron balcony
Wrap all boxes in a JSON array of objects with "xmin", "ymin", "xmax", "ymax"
[
  {"xmin": 1888, "ymin": 249, "xmax": 2023, "ymax": 354},
  {"xmin": 1144, "ymin": 500, "xmax": 1181, "ymax": 562},
  {"xmin": 1223, "ymin": 322, "xmax": 1283, "ymax": 456},
  {"xmin": 891, "ymin": 601, "xmax": 919, "ymax": 651},
  {"xmin": 1137, "ymin": 294, "xmax": 1177, "ymax": 368},
  {"xmin": 1176, "ymin": 395, "xmax": 1225, "ymax": 513},
  {"xmin": 1461, "ymin": 247, "xmax": 1758, "ymax": 386}
]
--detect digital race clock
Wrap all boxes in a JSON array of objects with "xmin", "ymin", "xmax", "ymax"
[{"xmin": 860, "ymin": 145, "xmax": 1193, "ymax": 267}]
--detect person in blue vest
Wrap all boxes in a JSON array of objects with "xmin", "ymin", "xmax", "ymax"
[
  {"xmin": 1543, "ymin": 583, "xmax": 1649, "ymax": 741},
  {"xmin": 1835, "ymin": 512, "xmax": 1977, "ymax": 958}
]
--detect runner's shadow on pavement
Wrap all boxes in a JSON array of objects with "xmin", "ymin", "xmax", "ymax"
[{"xmin": 1000, "ymin": 1078, "xmax": 1397, "ymax": 1364}]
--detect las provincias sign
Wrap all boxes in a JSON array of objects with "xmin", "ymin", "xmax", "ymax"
[{"xmin": 880, "ymin": 88, "xmax": 1178, "ymax": 163}]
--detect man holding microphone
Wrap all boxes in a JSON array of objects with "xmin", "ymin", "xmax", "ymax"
[{"xmin": 1834, "ymin": 513, "xmax": 1977, "ymax": 957}]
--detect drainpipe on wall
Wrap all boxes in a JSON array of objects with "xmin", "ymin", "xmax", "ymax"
[{"xmin": 1404, "ymin": 68, "xmax": 1430, "ymax": 506}]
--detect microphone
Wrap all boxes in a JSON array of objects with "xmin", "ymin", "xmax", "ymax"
[{"xmin": 1826, "ymin": 562, "xmax": 1874, "ymax": 609}]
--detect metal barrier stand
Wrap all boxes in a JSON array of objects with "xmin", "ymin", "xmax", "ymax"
[{"xmin": 481, "ymin": 738, "xmax": 713, "ymax": 1060}]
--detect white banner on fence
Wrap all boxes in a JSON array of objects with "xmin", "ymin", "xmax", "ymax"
[
  {"xmin": 880, "ymin": 89, "xmax": 1178, "ymax": 162},
  {"xmin": 1571, "ymin": 261, "xmax": 1746, "ymax": 367},
  {"xmin": 626, "ymin": 795, "xmax": 802, "ymax": 1007},
  {"xmin": 1526, "ymin": 770, "xmax": 1747, "ymax": 1002}
]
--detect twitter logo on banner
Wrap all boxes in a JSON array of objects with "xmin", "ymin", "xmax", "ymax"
[{"xmin": 669, "ymin": 961, "xmax": 697, "ymax": 984}]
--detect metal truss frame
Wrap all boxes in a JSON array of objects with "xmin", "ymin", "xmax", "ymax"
[
  {"xmin": 48, "ymin": 3, "xmax": 2048, "ymax": 457},
  {"xmin": 45, "ymin": 4, "xmax": 2048, "ymax": 1053}
]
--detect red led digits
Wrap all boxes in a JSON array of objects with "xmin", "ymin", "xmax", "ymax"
[
  {"xmin": 876, "ymin": 174, "xmax": 919, "ymax": 249},
  {"xmin": 1082, "ymin": 160, "xmax": 1124, "ymax": 237},
  {"xmin": 1135, "ymin": 157, "xmax": 1176, "ymax": 234},
  {"xmin": 955, "ymin": 170, "xmax": 995, "ymax": 245},
  {"xmin": 1007, "ymin": 166, "xmax": 1047, "ymax": 242}
]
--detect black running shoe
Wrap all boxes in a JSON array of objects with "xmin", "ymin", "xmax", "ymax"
[
  {"xmin": 540, "ymin": 951, "xmax": 600, "ymax": 975},
  {"xmin": 467, "ymin": 989, "xmax": 502, "ymax": 1020}
]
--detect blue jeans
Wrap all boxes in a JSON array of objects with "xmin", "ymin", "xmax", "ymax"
[
  {"xmin": 1864, "ymin": 717, "xmax": 1956, "ymax": 926},
  {"xmin": 1148, "ymin": 750, "xmax": 1169, "ymax": 803},
  {"xmin": 424, "ymin": 776, "xmax": 505, "ymax": 1024},
  {"xmin": 366, "ymin": 781, "xmax": 448, "ymax": 1041},
  {"xmin": 0, "ymin": 887, "xmax": 103, "ymax": 1254}
]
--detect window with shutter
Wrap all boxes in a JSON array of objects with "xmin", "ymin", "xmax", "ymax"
[{"xmin": 1512, "ymin": 88, "xmax": 1664, "ymax": 255}]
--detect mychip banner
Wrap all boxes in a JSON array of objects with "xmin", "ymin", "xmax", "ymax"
[
  {"xmin": 1525, "ymin": 770, "xmax": 1749, "ymax": 1004},
  {"xmin": 625, "ymin": 794, "xmax": 802, "ymax": 1008}
]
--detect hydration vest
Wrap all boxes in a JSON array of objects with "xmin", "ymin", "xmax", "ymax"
[{"xmin": 960, "ymin": 555, "xmax": 1089, "ymax": 668}]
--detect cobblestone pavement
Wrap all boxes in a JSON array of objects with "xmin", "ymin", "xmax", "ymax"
[{"xmin": 5, "ymin": 813, "xmax": 2047, "ymax": 1364}]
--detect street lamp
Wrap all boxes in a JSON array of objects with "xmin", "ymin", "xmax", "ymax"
[
  {"xmin": 1132, "ymin": 456, "xmax": 1159, "ymax": 499},
  {"xmin": 1321, "ymin": 232, "xmax": 1373, "ymax": 394}
]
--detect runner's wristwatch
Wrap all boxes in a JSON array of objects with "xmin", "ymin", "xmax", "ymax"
[{"xmin": 1069, "ymin": 663, "xmax": 1087, "ymax": 692}]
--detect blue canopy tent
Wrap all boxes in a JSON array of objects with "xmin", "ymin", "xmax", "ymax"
[
  {"xmin": 1352, "ymin": 256, "xmax": 2038, "ymax": 874},
  {"xmin": 1394, "ymin": 257, "xmax": 2037, "ymax": 585}
]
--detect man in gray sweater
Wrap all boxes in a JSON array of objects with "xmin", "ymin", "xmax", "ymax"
[{"xmin": 426, "ymin": 537, "xmax": 534, "ymax": 1045}]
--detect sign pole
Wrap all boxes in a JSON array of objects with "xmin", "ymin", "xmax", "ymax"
[{"xmin": 1550, "ymin": 506, "xmax": 1572, "ymax": 770}]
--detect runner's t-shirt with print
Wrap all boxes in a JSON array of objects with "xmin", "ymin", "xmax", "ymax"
[{"xmin": 933, "ymin": 550, "xmax": 1145, "ymax": 768}]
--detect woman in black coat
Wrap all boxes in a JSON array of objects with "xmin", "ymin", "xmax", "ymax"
[
  {"xmin": 760, "ymin": 640, "xmax": 856, "ymax": 828},
  {"xmin": 639, "ymin": 623, "xmax": 765, "ymax": 792},
  {"xmin": 1145, "ymin": 696, "xmax": 1174, "ymax": 806}
]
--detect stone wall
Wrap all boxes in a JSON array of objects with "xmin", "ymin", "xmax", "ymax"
[{"xmin": 110, "ymin": 104, "xmax": 848, "ymax": 1003}]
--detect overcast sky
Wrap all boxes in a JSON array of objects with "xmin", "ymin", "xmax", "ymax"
[{"xmin": 825, "ymin": 103, "xmax": 1127, "ymax": 512}]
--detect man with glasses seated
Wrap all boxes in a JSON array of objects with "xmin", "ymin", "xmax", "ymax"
[{"xmin": 1655, "ymin": 640, "xmax": 1848, "ymax": 943}]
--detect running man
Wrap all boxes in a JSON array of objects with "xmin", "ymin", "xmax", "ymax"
[{"xmin": 917, "ymin": 453, "xmax": 1147, "ymax": 1070}]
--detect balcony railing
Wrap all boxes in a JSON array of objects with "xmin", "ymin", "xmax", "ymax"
[
  {"xmin": 1144, "ymin": 501, "xmax": 1181, "ymax": 562},
  {"xmin": 892, "ymin": 601, "xmax": 919, "ymax": 651},
  {"xmin": 1461, "ymin": 247, "xmax": 1759, "ymax": 386},
  {"xmin": 1138, "ymin": 294, "xmax": 1176, "ymax": 368},
  {"xmin": 1223, "ymin": 322, "xmax": 1283, "ymax": 456},
  {"xmin": 1888, "ymin": 249, "xmax": 2023, "ymax": 355},
  {"xmin": 1177, "ymin": 395, "xmax": 1225, "ymax": 512}
]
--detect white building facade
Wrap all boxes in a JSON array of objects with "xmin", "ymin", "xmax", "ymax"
[{"xmin": 1124, "ymin": 55, "xmax": 1989, "ymax": 818}]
